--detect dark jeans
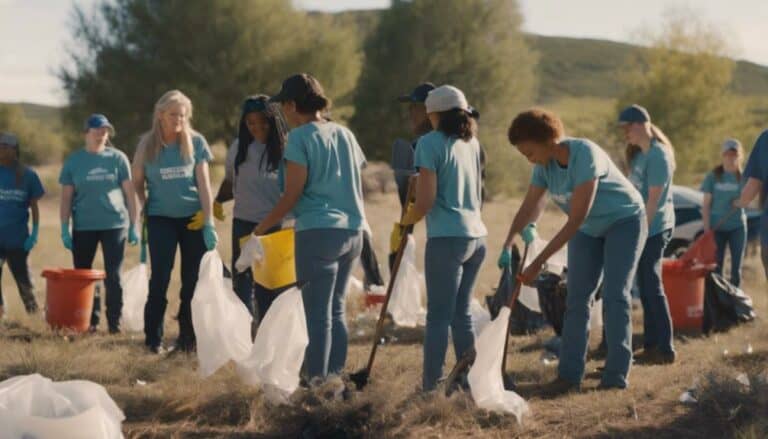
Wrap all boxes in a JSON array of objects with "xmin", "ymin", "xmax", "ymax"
[
  {"xmin": 0, "ymin": 247, "xmax": 38, "ymax": 313},
  {"xmin": 144, "ymin": 215, "xmax": 207, "ymax": 348},
  {"xmin": 231, "ymin": 218, "xmax": 284, "ymax": 323},
  {"xmin": 72, "ymin": 228, "xmax": 126, "ymax": 330},
  {"xmin": 714, "ymin": 226, "xmax": 746, "ymax": 287},
  {"xmin": 637, "ymin": 229, "xmax": 675, "ymax": 354},
  {"xmin": 361, "ymin": 231, "xmax": 385, "ymax": 289}
]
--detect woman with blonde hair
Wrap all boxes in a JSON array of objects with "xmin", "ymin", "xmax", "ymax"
[{"xmin": 133, "ymin": 90, "xmax": 218, "ymax": 354}]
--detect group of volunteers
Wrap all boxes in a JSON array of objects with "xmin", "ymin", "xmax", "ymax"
[{"xmin": 0, "ymin": 71, "xmax": 766, "ymax": 395}]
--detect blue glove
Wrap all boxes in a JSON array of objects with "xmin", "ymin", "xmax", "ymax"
[
  {"xmin": 202, "ymin": 222, "xmax": 218, "ymax": 251},
  {"xmin": 127, "ymin": 223, "xmax": 139, "ymax": 246},
  {"xmin": 520, "ymin": 223, "xmax": 538, "ymax": 245},
  {"xmin": 24, "ymin": 223, "xmax": 39, "ymax": 252},
  {"xmin": 61, "ymin": 222, "xmax": 73, "ymax": 250},
  {"xmin": 497, "ymin": 247, "xmax": 512, "ymax": 269}
]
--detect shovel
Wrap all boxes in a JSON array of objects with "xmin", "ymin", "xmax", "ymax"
[
  {"xmin": 445, "ymin": 242, "xmax": 530, "ymax": 396},
  {"xmin": 350, "ymin": 177, "xmax": 417, "ymax": 390}
]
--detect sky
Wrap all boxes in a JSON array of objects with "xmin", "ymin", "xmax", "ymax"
[{"xmin": 1, "ymin": 0, "xmax": 767, "ymax": 106}]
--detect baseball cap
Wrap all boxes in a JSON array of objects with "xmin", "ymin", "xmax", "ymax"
[
  {"xmin": 269, "ymin": 73, "xmax": 324, "ymax": 103},
  {"xmin": 85, "ymin": 114, "xmax": 115, "ymax": 135},
  {"xmin": 721, "ymin": 138, "xmax": 741, "ymax": 153},
  {"xmin": 398, "ymin": 82, "xmax": 436, "ymax": 103},
  {"xmin": 425, "ymin": 85, "xmax": 469, "ymax": 114},
  {"xmin": 0, "ymin": 132, "xmax": 19, "ymax": 148},
  {"xmin": 618, "ymin": 104, "xmax": 651, "ymax": 124}
]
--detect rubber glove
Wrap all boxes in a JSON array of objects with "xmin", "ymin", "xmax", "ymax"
[
  {"xmin": 187, "ymin": 202, "xmax": 225, "ymax": 230},
  {"xmin": 235, "ymin": 235, "xmax": 265, "ymax": 273},
  {"xmin": 497, "ymin": 247, "xmax": 512, "ymax": 269},
  {"xmin": 127, "ymin": 223, "xmax": 139, "ymax": 246},
  {"xmin": 400, "ymin": 201, "xmax": 419, "ymax": 226},
  {"xmin": 390, "ymin": 222, "xmax": 405, "ymax": 253},
  {"xmin": 520, "ymin": 223, "xmax": 538, "ymax": 245},
  {"xmin": 24, "ymin": 223, "xmax": 39, "ymax": 252},
  {"xmin": 202, "ymin": 222, "xmax": 218, "ymax": 251},
  {"xmin": 61, "ymin": 221, "xmax": 73, "ymax": 250}
]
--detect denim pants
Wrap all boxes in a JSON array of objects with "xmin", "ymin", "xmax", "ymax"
[
  {"xmin": 559, "ymin": 215, "xmax": 646, "ymax": 388},
  {"xmin": 295, "ymin": 228, "xmax": 363, "ymax": 379},
  {"xmin": 72, "ymin": 228, "xmax": 126, "ymax": 330},
  {"xmin": 423, "ymin": 237, "xmax": 486, "ymax": 391},
  {"xmin": 0, "ymin": 247, "xmax": 38, "ymax": 313},
  {"xmin": 231, "ymin": 218, "xmax": 284, "ymax": 323},
  {"xmin": 637, "ymin": 229, "xmax": 675, "ymax": 354},
  {"xmin": 714, "ymin": 226, "xmax": 746, "ymax": 287},
  {"xmin": 144, "ymin": 216, "xmax": 207, "ymax": 348}
]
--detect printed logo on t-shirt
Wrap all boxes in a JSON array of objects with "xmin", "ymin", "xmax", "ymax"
[
  {"xmin": 86, "ymin": 167, "xmax": 117, "ymax": 182},
  {"xmin": 550, "ymin": 191, "xmax": 572, "ymax": 207},
  {"xmin": 160, "ymin": 166, "xmax": 192, "ymax": 180},
  {"xmin": 715, "ymin": 182, "xmax": 739, "ymax": 192},
  {"xmin": 0, "ymin": 188, "xmax": 26, "ymax": 202}
]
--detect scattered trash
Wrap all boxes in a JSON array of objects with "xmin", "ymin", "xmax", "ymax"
[
  {"xmin": 388, "ymin": 236, "xmax": 426, "ymax": 327},
  {"xmin": 540, "ymin": 351, "xmax": 558, "ymax": 366},
  {"xmin": 745, "ymin": 344, "xmax": 753, "ymax": 354},
  {"xmin": 679, "ymin": 389, "xmax": 698, "ymax": 404},
  {"xmin": 735, "ymin": 373, "xmax": 751, "ymax": 388},
  {"xmin": 192, "ymin": 251, "xmax": 253, "ymax": 378},
  {"xmin": 723, "ymin": 349, "xmax": 729, "ymax": 357},
  {"xmin": 135, "ymin": 380, "xmax": 147, "ymax": 387},
  {"xmin": 120, "ymin": 263, "xmax": 149, "ymax": 332},
  {"xmin": 0, "ymin": 374, "xmax": 125, "ymax": 439}
]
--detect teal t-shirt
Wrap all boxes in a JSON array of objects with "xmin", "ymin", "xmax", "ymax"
[
  {"xmin": 144, "ymin": 134, "xmax": 213, "ymax": 218},
  {"xmin": 413, "ymin": 131, "xmax": 487, "ymax": 238},
  {"xmin": 700, "ymin": 170, "xmax": 746, "ymax": 231},
  {"xmin": 283, "ymin": 122, "xmax": 366, "ymax": 232},
  {"xmin": 59, "ymin": 147, "xmax": 131, "ymax": 231},
  {"xmin": 531, "ymin": 138, "xmax": 644, "ymax": 238},
  {"xmin": 628, "ymin": 139, "xmax": 676, "ymax": 236},
  {"xmin": 0, "ymin": 165, "xmax": 44, "ymax": 248}
]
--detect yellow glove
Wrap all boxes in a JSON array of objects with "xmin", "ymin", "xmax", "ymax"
[
  {"xmin": 400, "ymin": 201, "xmax": 419, "ymax": 226},
  {"xmin": 186, "ymin": 202, "xmax": 226, "ymax": 231},
  {"xmin": 390, "ymin": 222, "xmax": 405, "ymax": 253}
]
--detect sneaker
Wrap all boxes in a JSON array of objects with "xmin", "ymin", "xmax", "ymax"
[
  {"xmin": 635, "ymin": 348, "xmax": 675, "ymax": 365},
  {"xmin": 146, "ymin": 344, "xmax": 168, "ymax": 355}
]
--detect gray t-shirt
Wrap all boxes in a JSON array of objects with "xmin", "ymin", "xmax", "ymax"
[{"xmin": 225, "ymin": 140, "xmax": 283, "ymax": 224}]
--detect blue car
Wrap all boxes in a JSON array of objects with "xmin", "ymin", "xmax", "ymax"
[{"xmin": 666, "ymin": 185, "xmax": 761, "ymax": 257}]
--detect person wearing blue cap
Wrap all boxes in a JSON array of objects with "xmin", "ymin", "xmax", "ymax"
[
  {"xmin": 502, "ymin": 109, "xmax": 646, "ymax": 392},
  {"xmin": 133, "ymin": 90, "xmax": 218, "ymax": 354},
  {"xmin": 0, "ymin": 132, "xmax": 44, "ymax": 319},
  {"xmin": 59, "ymin": 115, "xmax": 138, "ymax": 333},
  {"xmin": 736, "ymin": 129, "xmax": 768, "ymax": 280},
  {"xmin": 700, "ymin": 139, "xmax": 747, "ymax": 287},
  {"xmin": 618, "ymin": 104, "xmax": 677, "ymax": 365},
  {"xmin": 204, "ymin": 95, "xmax": 288, "ymax": 325},
  {"xmin": 252, "ymin": 73, "xmax": 366, "ymax": 384},
  {"xmin": 397, "ymin": 85, "xmax": 487, "ymax": 392}
]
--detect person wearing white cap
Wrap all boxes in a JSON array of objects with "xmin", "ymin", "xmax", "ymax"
[
  {"xmin": 700, "ymin": 139, "xmax": 747, "ymax": 287},
  {"xmin": 398, "ymin": 85, "xmax": 487, "ymax": 391}
]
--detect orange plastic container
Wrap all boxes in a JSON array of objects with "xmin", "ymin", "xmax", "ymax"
[
  {"xmin": 364, "ymin": 292, "xmax": 386, "ymax": 308},
  {"xmin": 42, "ymin": 268, "xmax": 106, "ymax": 333},
  {"xmin": 661, "ymin": 259, "xmax": 711, "ymax": 331}
]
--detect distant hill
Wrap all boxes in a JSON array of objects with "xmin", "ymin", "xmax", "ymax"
[{"xmin": 4, "ymin": 102, "xmax": 63, "ymax": 127}]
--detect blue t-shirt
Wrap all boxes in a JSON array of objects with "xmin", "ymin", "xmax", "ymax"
[
  {"xmin": 627, "ymin": 139, "xmax": 676, "ymax": 236},
  {"xmin": 144, "ymin": 134, "xmax": 213, "ymax": 218},
  {"xmin": 413, "ymin": 131, "xmax": 487, "ymax": 238},
  {"xmin": 0, "ymin": 165, "xmax": 44, "ymax": 247},
  {"xmin": 59, "ymin": 147, "xmax": 131, "ymax": 231},
  {"xmin": 700, "ymin": 171, "xmax": 746, "ymax": 231},
  {"xmin": 531, "ymin": 138, "xmax": 644, "ymax": 238},
  {"xmin": 744, "ymin": 129, "xmax": 768, "ymax": 217},
  {"xmin": 283, "ymin": 122, "xmax": 366, "ymax": 232}
]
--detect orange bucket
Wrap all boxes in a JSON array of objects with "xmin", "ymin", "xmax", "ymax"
[
  {"xmin": 364, "ymin": 292, "xmax": 386, "ymax": 308},
  {"xmin": 661, "ymin": 259, "xmax": 711, "ymax": 331},
  {"xmin": 42, "ymin": 268, "xmax": 106, "ymax": 333}
]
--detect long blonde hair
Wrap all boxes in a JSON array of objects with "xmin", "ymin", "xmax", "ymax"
[
  {"xmin": 625, "ymin": 123, "xmax": 677, "ymax": 172},
  {"xmin": 135, "ymin": 90, "xmax": 195, "ymax": 167}
]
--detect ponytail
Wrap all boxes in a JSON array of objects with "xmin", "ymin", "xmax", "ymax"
[{"xmin": 650, "ymin": 124, "xmax": 676, "ymax": 172}]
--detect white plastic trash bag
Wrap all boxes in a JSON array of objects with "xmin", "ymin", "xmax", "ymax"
[
  {"xmin": 388, "ymin": 235, "xmax": 426, "ymax": 327},
  {"xmin": 0, "ymin": 374, "xmax": 125, "ymax": 439},
  {"xmin": 236, "ymin": 287, "xmax": 308, "ymax": 403},
  {"xmin": 470, "ymin": 298, "xmax": 491, "ymax": 335},
  {"xmin": 235, "ymin": 235, "xmax": 264, "ymax": 273},
  {"xmin": 468, "ymin": 307, "xmax": 530, "ymax": 421},
  {"xmin": 517, "ymin": 238, "xmax": 568, "ymax": 313},
  {"xmin": 120, "ymin": 263, "xmax": 149, "ymax": 332},
  {"xmin": 192, "ymin": 251, "xmax": 254, "ymax": 378}
]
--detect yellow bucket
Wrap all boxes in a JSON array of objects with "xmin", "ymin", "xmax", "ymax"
[{"xmin": 239, "ymin": 228, "xmax": 296, "ymax": 290}]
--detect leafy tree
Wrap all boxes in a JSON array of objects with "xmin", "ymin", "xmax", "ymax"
[
  {"xmin": 350, "ymin": 0, "xmax": 538, "ymax": 196},
  {"xmin": 59, "ymin": 0, "xmax": 362, "ymax": 155},
  {"xmin": 0, "ymin": 104, "xmax": 64, "ymax": 165}
]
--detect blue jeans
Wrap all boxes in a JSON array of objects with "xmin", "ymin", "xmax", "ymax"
[
  {"xmin": 637, "ymin": 229, "xmax": 675, "ymax": 354},
  {"xmin": 295, "ymin": 228, "xmax": 363, "ymax": 379},
  {"xmin": 144, "ymin": 216, "xmax": 207, "ymax": 348},
  {"xmin": 231, "ymin": 218, "xmax": 283, "ymax": 323},
  {"xmin": 0, "ymin": 246, "xmax": 37, "ymax": 313},
  {"xmin": 72, "ymin": 228, "xmax": 126, "ymax": 330},
  {"xmin": 714, "ymin": 226, "xmax": 746, "ymax": 287},
  {"xmin": 423, "ymin": 237, "xmax": 486, "ymax": 391},
  {"xmin": 559, "ymin": 215, "xmax": 646, "ymax": 388}
]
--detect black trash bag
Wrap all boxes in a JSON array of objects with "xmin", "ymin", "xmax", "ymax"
[
  {"xmin": 537, "ymin": 271, "xmax": 568, "ymax": 336},
  {"xmin": 484, "ymin": 246, "xmax": 546, "ymax": 335},
  {"xmin": 703, "ymin": 272, "xmax": 757, "ymax": 335}
]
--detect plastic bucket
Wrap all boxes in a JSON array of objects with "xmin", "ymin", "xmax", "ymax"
[
  {"xmin": 240, "ymin": 229, "xmax": 297, "ymax": 290},
  {"xmin": 364, "ymin": 291, "xmax": 386, "ymax": 308},
  {"xmin": 661, "ymin": 259, "xmax": 711, "ymax": 331},
  {"xmin": 42, "ymin": 268, "xmax": 106, "ymax": 332}
]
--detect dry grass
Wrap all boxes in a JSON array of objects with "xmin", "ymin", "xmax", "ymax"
[{"xmin": 1, "ymin": 167, "xmax": 766, "ymax": 438}]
